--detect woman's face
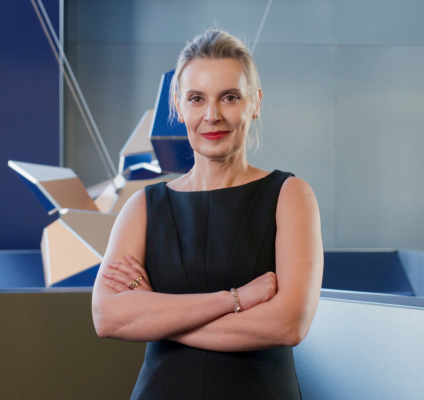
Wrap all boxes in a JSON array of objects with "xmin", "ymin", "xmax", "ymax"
[{"xmin": 176, "ymin": 58, "xmax": 260, "ymax": 161}]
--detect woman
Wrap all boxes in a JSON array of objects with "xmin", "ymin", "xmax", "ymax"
[{"xmin": 92, "ymin": 30, "xmax": 323, "ymax": 399}]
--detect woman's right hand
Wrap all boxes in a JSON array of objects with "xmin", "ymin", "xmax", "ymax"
[{"xmin": 236, "ymin": 272, "xmax": 277, "ymax": 311}]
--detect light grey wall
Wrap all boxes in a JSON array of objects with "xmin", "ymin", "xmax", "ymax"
[{"xmin": 64, "ymin": 0, "xmax": 424, "ymax": 249}]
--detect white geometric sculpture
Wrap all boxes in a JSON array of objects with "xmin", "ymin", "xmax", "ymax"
[
  {"xmin": 118, "ymin": 109, "xmax": 155, "ymax": 174},
  {"xmin": 8, "ymin": 160, "xmax": 98, "ymax": 214}
]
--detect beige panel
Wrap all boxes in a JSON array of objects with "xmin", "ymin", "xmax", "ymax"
[
  {"xmin": 40, "ymin": 177, "xmax": 99, "ymax": 211},
  {"xmin": 60, "ymin": 210, "xmax": 117, "ymax": 255},
  {"xmin": 94, "ymin": 182, "xmax": 118, "ymax": 213},
  {"xmin": 120, "ymin": 109, "xmax": 154, "ymax": 156},
  {"xmin": 112, "ymin": 178, "xmax": 166, "ymax": 213},
  {"xmin": 45, "ymin": 220, "xmax": 101, "ymax": 285}
]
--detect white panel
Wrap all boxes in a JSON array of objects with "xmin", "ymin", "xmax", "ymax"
[{"xmin": 295, "ymin": 298, "xmax": 424, "ymax": 399}]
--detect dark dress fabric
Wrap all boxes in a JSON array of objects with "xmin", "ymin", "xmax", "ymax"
[{"xmin": 131, "ymin": 170, "xmax": 302, "ymax": 400}]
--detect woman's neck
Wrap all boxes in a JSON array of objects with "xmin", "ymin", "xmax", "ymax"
[{"xmin": 188, "ymin": 153, "xmax": 250, "ymax": 192}]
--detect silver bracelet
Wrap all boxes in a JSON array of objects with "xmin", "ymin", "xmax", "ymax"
[{"xmin": 230, "ymin": 288, "xmax": 241, "ymax": 313}]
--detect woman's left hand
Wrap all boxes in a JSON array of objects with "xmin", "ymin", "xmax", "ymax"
[{"xmin": 103, "ymin": 254, "xmax": 153, "ymax": 293}]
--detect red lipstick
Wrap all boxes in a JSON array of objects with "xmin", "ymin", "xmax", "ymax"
[{"xmin": 201, "ymin": 131, "xmax": 230, "ymax": 141}]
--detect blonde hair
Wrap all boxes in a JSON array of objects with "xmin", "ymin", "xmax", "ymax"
[{"xmin": 169, "ymin": 29, "xmax": 262, "ymax": 151}]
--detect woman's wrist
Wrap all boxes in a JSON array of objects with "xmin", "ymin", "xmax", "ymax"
[{"xmin": 220, "ymin": 290, "xmax": 238, "ymax": 314}]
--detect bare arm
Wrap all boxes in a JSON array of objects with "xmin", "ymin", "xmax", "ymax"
[
  {"xmin": 91, "ymin": 189, "xmax": 272, "ymax": 342},
  {"xmin": 168, "ymin": 177, "xmax": 324, "ymax": 351}
]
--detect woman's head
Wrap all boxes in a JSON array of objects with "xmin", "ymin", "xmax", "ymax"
[{"xmin": 169, "ymin": 30, "xmax": 262, "ymax": 155}]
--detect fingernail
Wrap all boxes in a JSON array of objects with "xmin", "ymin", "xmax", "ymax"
[
  {"xmin": 105, "ymin": 281, "xmax": 110, "ymax": 284},
  {"xmin": 125, "ymin": 254, "xmax": 132, "ymax": 259}
]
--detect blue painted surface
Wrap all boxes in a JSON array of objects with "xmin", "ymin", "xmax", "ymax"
[
  {"xmin": 17, "ymin": 174, "xmax": 56, "ymax": 213},
  {"xmin": 398, "ymin": 249, "xmax": 424, "ymax": 297},
  {"xmin": 152, "ymin": 138, "xmax": 194, "ymax": 173},
  {"xmin": 0, "ymin": 251, "xmax": 45, "ymax": 287},
  {"xmin": 122, "ymin": 153, "xmax": 152, "ymax": 171},
  {"xmin": 0, "ymin": 250, "xmax": 99, "ymax": 288},
  {"xmin": 150, "ymin": 70, "xmax": 187, "ymax": 138},
  {"xmin": 0, "ymin": 0, "xmax": 60, "ymax": 249},
  {"xmin": 323, "ymin": 250, "xmax": 414, "ymax": 295},
  {"xmin": 52, "ymin": 264, "xmax": 99, "ymax": 287},
  {"xmin": 123, "ymin": 166, "xmax": 164, "ymax": 181},
  {"xmin": 150, "ymin": 70, "xmax": 194, "ymax": 173}
]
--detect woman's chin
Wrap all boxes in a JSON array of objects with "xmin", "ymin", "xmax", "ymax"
[{"xmin": 193, "ymin": 143, "xmax": 240, "ymax": 160}]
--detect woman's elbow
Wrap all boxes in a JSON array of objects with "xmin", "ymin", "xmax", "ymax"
[
  {"xmin": 278, "ymin": 322, "xmax": 309, "ymax": 347},
  {"xmin": 92, "ymin": 299, "xmax": 117, "ymax": 338}
]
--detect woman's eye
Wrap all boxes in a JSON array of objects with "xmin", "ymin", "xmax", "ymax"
[
  {"xmin": 223, "ymin": 95, "xmax": 239, "ymax": 102},
  {"xmin": 189, "ymin": 96, "xmax": 202, "ymax": 103}
]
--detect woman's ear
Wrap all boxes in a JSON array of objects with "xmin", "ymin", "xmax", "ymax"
[
  {"xmin": 253, "ymin": 88, "xmax": 263, "ymax": 119},
  {"xmin": 174, "ymin": 92, "xmax": 184, "ymax": 123}
]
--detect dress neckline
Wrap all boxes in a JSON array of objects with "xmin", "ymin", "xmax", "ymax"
[{"xmin": 165, "ymin": 170, "xmax": 276, "ymax": 194}]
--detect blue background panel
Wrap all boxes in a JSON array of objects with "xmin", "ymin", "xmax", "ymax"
[
  {"xmin": 323, "ymin": 251, "xmax": 414, "ymax": 295},
  {"xmin": 17, "ymin": 174, "xmax": 56, "ymax": 213},
  {"xmin": 151, "ymin": 138, "xmax": 194, "ymax": 173},
  {"xmin": 0, "ymin": 0, "xmax": 60, "ymax": 249},
  {"xmin": 0, "ymin": 251, "xmax": 45, "ymax": 288},
  {"xmin": 52, "ymin": 264, "xmax": 99, "ymax": 287}
]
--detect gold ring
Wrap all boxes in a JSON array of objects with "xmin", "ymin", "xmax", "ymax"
[
  {"xmin": 129, "ymin": 280, "xmax": 139, "ymax": 290},
  {"xmin": 136, "ymin": 276, "xmax": 144, "ymax": 283}
]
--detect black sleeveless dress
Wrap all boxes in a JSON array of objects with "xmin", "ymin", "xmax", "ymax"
[{"xmin": 130, "ymin": 170, "xmax": 302, "ymax": 400}]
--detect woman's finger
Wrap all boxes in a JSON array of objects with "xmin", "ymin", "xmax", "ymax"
[
  {"xmin": 125, "ymin": 254, "xmax": 152, "ymax": 287},
  {"xmin": 104, "ymin": 267, "xmax": 153, "ymax": 292},
  {"xmin": 108, "ymin": 262, "xmax": 140, "ymax": 279},
  {"xmin": 103, "ymin": 271, "xmax": 133, "ymax": 288},
  {"xmin": 104, "ymin": 279, "xmax": 130, "ymax": 293}
]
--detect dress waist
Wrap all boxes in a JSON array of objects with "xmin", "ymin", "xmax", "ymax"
[{"xmin": 131, "ymin": 340, "xmax": 302, "ymax": 400}]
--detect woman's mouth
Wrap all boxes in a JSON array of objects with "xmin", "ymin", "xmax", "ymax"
[{"xmin": 201, "ymin": 131, "xmax": 230, "ymax": 141}]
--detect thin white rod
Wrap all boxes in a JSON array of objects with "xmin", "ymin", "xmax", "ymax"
[
  {"xmin": 30, "ymin": 0, "xmax": 115, "ymax": 181},
  {"xmin": 251, "ymin": 0, "xmax": 273, "ymax": 55},
  {"xmin": 33, "ymin": 0, "xmax": 118, "ymax": 177}
]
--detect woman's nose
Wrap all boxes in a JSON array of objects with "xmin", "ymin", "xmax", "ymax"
[{"xmin": 204, "ymin": 103, "xmax": 222, "ymax": 124}]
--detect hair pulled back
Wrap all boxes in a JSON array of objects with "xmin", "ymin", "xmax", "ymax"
[{"xmin": 169, "ymin": 29, "xmax": 262, "ymax": 151}]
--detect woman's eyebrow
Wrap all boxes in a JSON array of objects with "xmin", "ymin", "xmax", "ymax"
[{"xmin": 185, "ymin": 88, "xmax": 243, "ymax": 96}]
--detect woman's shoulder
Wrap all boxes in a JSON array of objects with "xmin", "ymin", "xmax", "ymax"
[{"xmin": 276, "ymin": 175, "xmax": 318, "ymax": 218}]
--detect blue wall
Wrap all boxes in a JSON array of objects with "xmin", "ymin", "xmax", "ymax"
[{"xmin": 0, "ymin": 0, "xmax": 60, "ymax": 249}]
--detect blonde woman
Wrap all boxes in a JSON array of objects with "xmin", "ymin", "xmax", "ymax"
[{"xmin": 92, "ymin": 30, "xmax": 323, "ymax": 399}]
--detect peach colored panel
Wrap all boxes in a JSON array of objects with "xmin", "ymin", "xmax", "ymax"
[
  {"xmin": 40, "ymin": 177, "xmax": 99, "ymax": 211},
  {"xmin": 60, "ymin": 211, "xmax": 117, "ymax": 255},
  {"xmin": 45, "ymin": 220, "xmax": 101, "ymax": 285}
]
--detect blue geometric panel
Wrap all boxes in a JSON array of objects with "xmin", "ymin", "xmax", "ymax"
[
  {"xmin": 121, "ymin": 153, "xmax": 152, "ymax": 172},
  {"xmin": 150, "ymin": 70, "xmax": 194, "ymax": 173},
  {"xmin": 17, "ymin": 174, "xmax": 56, "ymax": 213},
  {"xmin": 151, "ymin": 70, "xmax": 187, "ymax": 138},
  {"xmin": 51, "ymin": 264, "xmax": 100, "ymax": 287},
  {"xmin": 0, "ymin": 251, "xmax": 45, "ymax": 288},
  {"xmin": 122, "ymin": 164, "xmax": 164, "ymax": 181},
  {"xmin": 323, "ymin": 250, "xmax": 414, "ymax": 295},
  {"xmin": 151, "ymin": 138, "xmax": 193, "ymax": 173}
]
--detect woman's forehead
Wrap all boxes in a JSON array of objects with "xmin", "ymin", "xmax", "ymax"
[{"xmin": 180, "ymin": 58, "xmax": 247, "ymax": 93}]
